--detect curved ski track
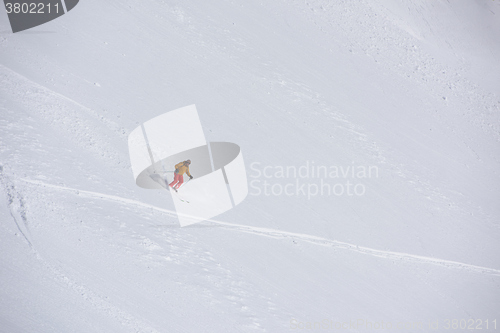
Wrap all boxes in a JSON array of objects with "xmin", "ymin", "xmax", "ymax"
[{"xmin": 21, "ymin": 178, "xmax": 500, "ymax": 277}]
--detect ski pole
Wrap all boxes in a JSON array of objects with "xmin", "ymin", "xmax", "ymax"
[{"xmin": 176, "ymin": 178, "xmax": 192, "ymax": 190}]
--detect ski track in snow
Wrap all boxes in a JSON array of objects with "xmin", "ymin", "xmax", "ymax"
[
  {"xmin": 0, "ymin": 167, "xmax": 33, "ymax": 248},
  {"xmin": 34, "ymin": 251, "xmax": 163, "ymax": 333},
  {"xmin": 0, "ymin": 181, "xmax": 163, "ymax": 332},
  {"xmin": 21, "ymin": 178, "xmax": 500, "ymax": 277}
]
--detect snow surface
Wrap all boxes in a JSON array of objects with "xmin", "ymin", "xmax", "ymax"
[{"xmin": 1, "ymin": 0, "xmax": 499, "ymax": 332}]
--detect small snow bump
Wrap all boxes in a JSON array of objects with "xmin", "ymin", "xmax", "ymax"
[{"xmin": 94, "ymin": 82, "xmax": 101, "ymax": 87}]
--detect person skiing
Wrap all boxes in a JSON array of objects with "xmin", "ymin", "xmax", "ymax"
[{"xmin": 169, "ymin": 159, "xmax": 193, "ymax": 191}]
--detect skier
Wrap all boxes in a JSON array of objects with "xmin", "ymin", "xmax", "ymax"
[{"xmin": 169, "ymin": 159, "xmax": 193, "ymax": 191}]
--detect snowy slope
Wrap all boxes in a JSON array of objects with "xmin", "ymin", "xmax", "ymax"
[{"xmin": 1, "ymin": 0, "xmax": 499, "ymax": 332}]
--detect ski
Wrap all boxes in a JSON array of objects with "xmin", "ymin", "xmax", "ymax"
[{"xmin": 171, "ymin": 189, "xmax": 190, "ymax": 203}]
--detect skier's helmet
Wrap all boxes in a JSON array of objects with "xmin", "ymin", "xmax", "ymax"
[{"xmin": 186, "ymin": 159, "xmax": 191, "ymax": 164}]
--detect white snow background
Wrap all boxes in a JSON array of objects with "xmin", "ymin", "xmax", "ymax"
[{"xmin": 0, "ymin": 0, "xmax": 499, "ymax": 332}]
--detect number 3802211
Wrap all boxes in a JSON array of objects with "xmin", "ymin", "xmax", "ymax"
[
  {"xmin": 5, "ymin": 2, "xmax": 61, "ymax": 14},
  {"xmin": 443, "ymin": 319, "xmax": 497, "ymax": 330}
]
